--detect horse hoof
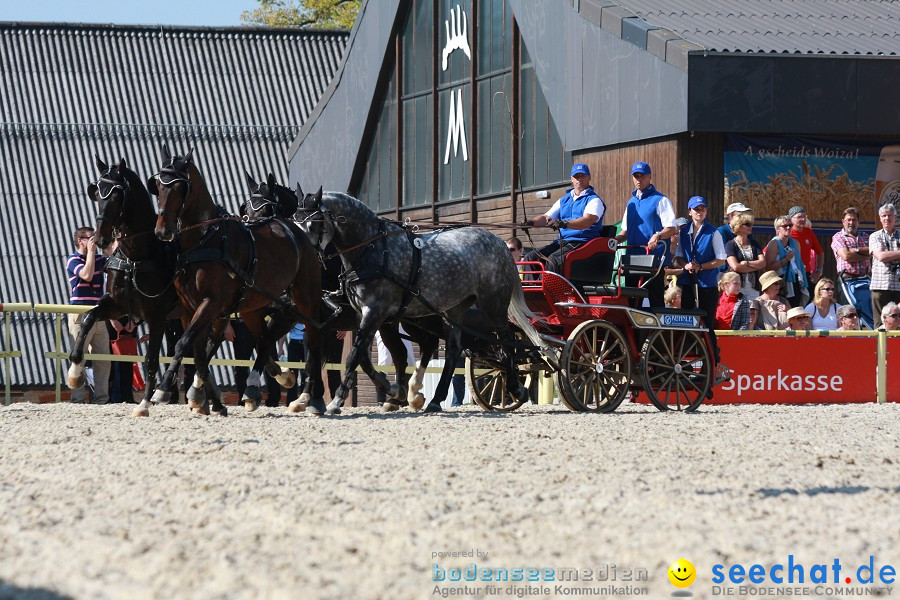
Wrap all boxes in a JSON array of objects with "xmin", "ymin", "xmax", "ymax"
[
  {"xmin": 325, "ymin": 399, "xmax": 342, "ymax": 416},
  {"xmin": 276, "ymin": 369, "xmax": 296, "ymax": 389},
  {"xmin": 382, "ymin": 402, "xmax": 400, "ymax": 413},
  {"xmin": 424, "ymin": 402, "xmax": 443, "ymax": 413},
  {"xmin": 211, "ymin": 406, "xmax": 228, "ymax": 417},
  {"xmin": 306, "ymin": 398, "xmax": 327, "ymax": 416},
  {"xmin": 188, "ymin": 399, "xmax": 203, "ymax": 410},
  {"xmin": 186, "ymin": 385, "xmax": 206, "ymax": 404},
  {"xmin": 151, "ymin": 390, "xmax": 171, "ymax": 404},
  {"xmin": 132, "ymin": 407, "xmax": 150, "ymax": 417},
  {"xmin": 245, "ymin": 400, "xmax": 258, "ymax": 412},
  {"xmin": 66, "ymin": 365, "xmax": 85, "ymax": 389},
  {"xmin": 244, "ymin": 385, "xmax": 261, "ymax": 401},
  {"xmin": 409, "ymin": 393, "xmax": 426, "ymax": 411},
  {"xmin": 192, "ymin": 405, "xmax": 211, "ymax": 416},
  {"xmin": 287, "ymin": 400, "xmax": 307, "ymax": 413}
]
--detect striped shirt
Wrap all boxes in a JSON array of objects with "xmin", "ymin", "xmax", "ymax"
[{"xmin": 66, "ymin": 252, "xmax": 108, "ymax": 305}]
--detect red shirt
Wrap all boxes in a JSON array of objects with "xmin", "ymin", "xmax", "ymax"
[
  {"xmin": 790, "ymin": 226, "xmax": 823, "ymax": 274},
  {"xmin": 716, "ymin": 292, "xmax": 739, "ymax": 329}
]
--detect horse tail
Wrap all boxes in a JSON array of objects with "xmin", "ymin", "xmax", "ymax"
[{"xmin": 507, "ymin": 282, "xmax": 559, "ymax": 370}]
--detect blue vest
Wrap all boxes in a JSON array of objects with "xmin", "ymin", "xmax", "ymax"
[
  {"xmin": 624, "ymin": 185, "xmax": 665, "ymax": 256},
  {"xmin": 557, "ymin": 187, "xmax": 606, "ymax": 242},
  {"xmin": 677, "ymin": 222, "xmax": 719, "ymax": 288}
]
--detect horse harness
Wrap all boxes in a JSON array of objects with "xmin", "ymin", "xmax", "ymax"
[
  {"xmin": 176, "ymin": 215, "xmax": 322, "ymax": 328},
  {"xmin": 341, "ymin": 220, "xmax": 426, "ymax": 318},
  {"xmin": 105, "ymin": 248, "xmax": 177, "ymax": 319}
]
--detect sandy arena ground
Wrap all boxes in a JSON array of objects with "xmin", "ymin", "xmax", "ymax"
[{"xmin": 0, "ymin": 401, "xmax": 898, "ymax": 600}]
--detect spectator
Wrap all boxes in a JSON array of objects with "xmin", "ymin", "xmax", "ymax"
[
  {"xmin": 877, "ymin": 302, "xmax": 900, "ymax": 332},
  {"xmin": 374, "ymin": 327, "xmax": 415, "ymax": 406},
  {"xmin": 717, "ymin": 202, "xmax": 752, "ymax": 247},
  {"xmin": 664, "ymin": 280, "xmax": 682, "ymax": 308},
  {"xmin": 672, "ymin": 196, "xmax": 727, "ymax": 376},
  {"xmin": 836, "ymin": 305, "xmax": 861, "ymax": 331},
  {"xmin": 724, "ymin": 212, "xmax": 765, "ymax": 302},
  {"xmin": 869, "ymin": 204, "xmax": 900, "ymax": 329},
  {"xmin": 786, "ymin": 306, "xmax": 812, "ymax": 332},
  {"xmin": 831, "ymin": 207, "xmax": 873, "ymax": 327},
  {"xmin": 788, "ymin": 205, "xmax": 825, "ymax": 284},
  {"xmin": 66, "ymin": 226, "xmax": 110, "ymax": 404},
  {"xmin": 765, "ymin": 215, "xmax": 809, "ymax": 308},
  {"xmin": 804, "ymin": 278, "xmax": 841, "ymax": 330},
  {"xmin": 108, "ymin": 316, "xmax": 143, "ymax": 403},
  {"xmin": 750, "ymin": 271, "xmax": 789, "ymax": 330},
  {"xmin": 506, "ymin": 236, "xmax": 523, "ymax": 261},
  {"xmin": 716, "ymin": 271, "xmax": 751, "ymax": 330},
  {"xmin": 614, "ymin": 161, "xmax": 677, "ymax": 307},
  {"xmin": 523, "ymin": 163, "xmax": 606, "ymax": 273},
  {"xmin": 284, "ymin": 323, "xmax": 308, "ymax": 407}
]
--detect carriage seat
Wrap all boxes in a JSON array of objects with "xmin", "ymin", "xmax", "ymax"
[{"xmin": 561, "ymin": 229, "xmax": 618, "ymax": 285}]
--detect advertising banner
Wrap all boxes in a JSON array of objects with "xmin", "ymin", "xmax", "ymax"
[
  {"xmin": 888, "ymin": 337, "xmax": 900, "ymax": 403},
  {"xmin": 724, "ymin": 135, "xmax": 900, "ymax": 226},
  {"xmin": 710, "ymin": 336, "xmax": 877, "ymax": 404}
]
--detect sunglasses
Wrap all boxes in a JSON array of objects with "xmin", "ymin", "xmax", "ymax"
[
  {"xmin": 887, "ymin": 313, "xmax": 900, "ymax": 319},
  {"xmin": 508, "ymin": 247, "xmax": 518, "ymax": 252},
  {"xmin": 841, "ymin": 314, "xmax": 858, "ymax": 319},
  {"xmin": 821, "ymin": 287, "xmax": 835, "ymax": 292}
]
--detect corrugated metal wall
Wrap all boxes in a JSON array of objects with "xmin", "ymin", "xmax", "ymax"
[{"xmin": 0, "ymin": 23, "xmax": 347, "ymax": 387}]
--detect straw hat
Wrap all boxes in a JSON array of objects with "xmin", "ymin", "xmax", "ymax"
[
  {"xmin": 758, "ymin": 271, "xmax": 783, "ymax": 291},
  {"xmin": 786, "ymin": 306, "xmax": 811, "ymax": 321}
]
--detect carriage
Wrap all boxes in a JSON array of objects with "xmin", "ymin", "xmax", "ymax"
[{"xmin": 465, "ymin": 234, "xmax": 723, "ymax": 413}]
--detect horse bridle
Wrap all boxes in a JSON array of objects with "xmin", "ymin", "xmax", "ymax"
[
  {"xmin": 153, "ymin": 159, "xmax": 192, "ymax": 219},
  {"xmin": 244, "ymin": 187, "xmax": 278, "ymax": 217},
  {"xmin": 93, "ymin": 170, "xmax": 130, "ymax": 232}
]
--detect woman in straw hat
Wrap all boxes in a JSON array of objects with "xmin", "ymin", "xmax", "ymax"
[{"xmin": 750, "ymin": 270, "xmax": 789, "ymax": 330}]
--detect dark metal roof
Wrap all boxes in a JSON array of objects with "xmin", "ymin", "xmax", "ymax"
[
  {"xmin": 612, "ymin": 0, "xmax": 900, "ymax": 56},
  {"xmin": 0, "ymin": 23, "xmax": 347, "ymax": 386}
]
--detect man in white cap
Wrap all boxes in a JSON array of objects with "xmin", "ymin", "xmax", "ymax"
[{"xmin": 718, "ymin": 202, "xmax": 752, "ymax": 246}]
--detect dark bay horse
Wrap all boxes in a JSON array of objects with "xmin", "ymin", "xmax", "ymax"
[
  {"xmin": 242, "ymin": 173, "xmax": 417, "ymax": 410},
  {"xmin": 71, "ymin": 156, "xmax": 224, "ymax": 417},
  {"xmin": 294, "ymin": 188, "xmax": 550, "ymax": 415},
  {"xmin": 149, "ymin": 146, "xmax": 326, "ymax": 414}
]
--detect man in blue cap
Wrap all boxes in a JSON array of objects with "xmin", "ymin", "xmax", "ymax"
[
  {"xmin": 614, "ymin": 161, "xmax": 677, "ymax": 307},
  {"xmin": 523, "ymin": 162, "xmax": 606, "ymax": 273},
  {"xmin": 672, "ymin": 195, "xmax": 728, "ymax": 379}
]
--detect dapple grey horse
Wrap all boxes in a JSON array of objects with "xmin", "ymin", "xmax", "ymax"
[{"xmin": 294, "ymin": 188, "xmax": 551, "ymax": 415}]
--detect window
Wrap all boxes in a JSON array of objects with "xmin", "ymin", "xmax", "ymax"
[{"xmin": 357, "ymin": 0, "xmax": 568, "ymax": 212}]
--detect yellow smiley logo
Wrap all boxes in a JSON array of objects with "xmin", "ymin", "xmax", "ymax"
[{"xmin": 668, "ymin": 558, "xmax": 696, "ymax": 588}]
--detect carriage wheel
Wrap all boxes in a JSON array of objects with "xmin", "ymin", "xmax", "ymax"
[
  {"xmin": 639, "ymin": 329, "xmax": 712, "ymax": 412},
  {"xmin": 557, "ymin": 321, "xmax": 631, "ymax": 413},
  {"xmin": 466, "ymin": 356, "xmax": 531, "ymax": 412}
]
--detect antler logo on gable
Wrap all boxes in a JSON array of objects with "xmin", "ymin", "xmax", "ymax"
[{"xmin": 442, "ymin": 5, "xmax": 471, "ymax": 71}]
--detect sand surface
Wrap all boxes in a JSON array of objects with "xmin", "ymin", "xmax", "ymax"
[{"xmin": 0, "ymin": 401, "xmax": 898, "ymax": 600}]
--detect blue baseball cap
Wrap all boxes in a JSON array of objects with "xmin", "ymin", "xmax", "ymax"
[
  {"xmin": 570, "ymin": 163, "xmax": 590, "ymax": 177},
  {"xmin": 631, "ymin": 161, "xmax": 651, "ymax": 175},
  {"xmin": 688, "ymin": 196, "xmax": 708, "ymax": 210}
]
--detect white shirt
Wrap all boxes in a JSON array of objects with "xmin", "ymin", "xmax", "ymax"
[
  {"xmin": 618, "ymin": 191, "xmax": 676, "ymax": 232},
  {"xmin": 375, "ymin": 327, "xmax": 416, "ymax": 367},
  {"xmin": 804, "ymin": 302, "xmax": 840, "ymax": 330}
]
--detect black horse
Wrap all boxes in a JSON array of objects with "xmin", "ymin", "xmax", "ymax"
[
  {"xmin": 70, "ymin": 156, "xmax": 224, "ymax": 416},
  {"xmin": 242, "ymin": 173, "xmax": 419, "ymax": 409},
  {"xmin": 149, "ymin": 146, "xmax": 327, "ymax": 414}
]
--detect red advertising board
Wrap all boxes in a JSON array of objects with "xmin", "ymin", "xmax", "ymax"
[
  {"xmin": 709, "ymin": 336, "xmax": 877, "ymax": 404},
  {"xmin": 888, "ymin": 337, "xmax": 900, "ymax": 403}
]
